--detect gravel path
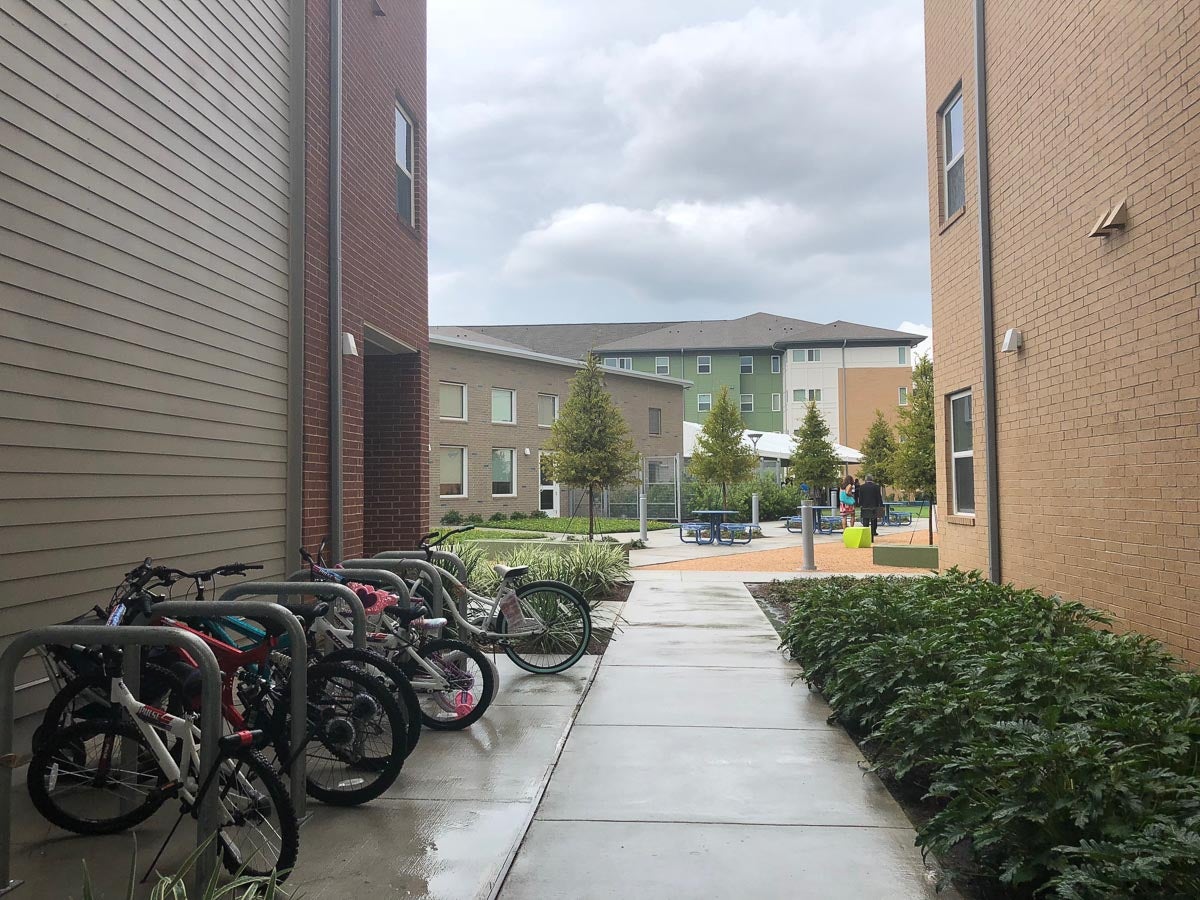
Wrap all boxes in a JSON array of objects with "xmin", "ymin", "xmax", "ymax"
[{"xmin": 641, "ymin": 532, "xmax": 936, "ymax": 573}]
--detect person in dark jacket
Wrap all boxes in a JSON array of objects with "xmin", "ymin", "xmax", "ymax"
[{"xmin": 857, "ymin": 474, "xmax": 884, "ymax": 538}]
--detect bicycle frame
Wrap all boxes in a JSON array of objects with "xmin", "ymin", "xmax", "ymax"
[{"xmin": 105, "ymin": 673, "xmax": 202, "ymax": 801}]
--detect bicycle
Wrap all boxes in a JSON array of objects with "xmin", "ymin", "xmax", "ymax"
[{"xmin": 26, "ymin": 614, "xmax": 299, "ymax": 879}]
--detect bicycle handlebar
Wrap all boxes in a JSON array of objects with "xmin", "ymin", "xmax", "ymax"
[
  {"xmin": 124, "ymin": 560, "xmax": 263, "ymax": 589},
  {"xmin": 421, "ymin": 525, "xmax": 475, "ymax": 550}
]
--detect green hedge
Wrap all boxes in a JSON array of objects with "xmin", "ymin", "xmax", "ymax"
[
  {"xmin": 772, "ymin": 570, "xmax": 1200, "ymax": 899},
  {"xmin": 485, "ymin": 517, "xmax": 672, "ymax": 535},
  {"xmin": 442, "ymin": 541, "xmax": 629, "ymax": 605}
]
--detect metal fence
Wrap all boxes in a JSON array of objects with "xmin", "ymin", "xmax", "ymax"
[{"xmin": 559, "ymin": 455, "xmax": 681, "ymax": 523}]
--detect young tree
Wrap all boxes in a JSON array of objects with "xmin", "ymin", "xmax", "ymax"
[
  {"xmin": 892, "ymin": 355, "xmax": 936, "ymax": 544},
  {"xmin": 859, "ymin": 410, "xmax": 898, "ymax": 486},
  {"xmin": 688, "ymin": 386, "xmax": 759, "ymax": 507},
  {"xmin": 791, "ymin": 402, "xmax": 842, "ymax": 500},
  {"xmin": 542, "ymin": 355, "xmax": 642, "ymax": 540}
]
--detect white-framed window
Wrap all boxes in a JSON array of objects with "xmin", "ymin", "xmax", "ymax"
[
  {"xmin": 697, "ymin": 393, "xmax": 712, "ymax": 412},
  {"xmin": 950, "ymin": 390, "xmax": 975, "ymax": 514},
  {"xmin": 603, "ymin": 357, "xmax": 632, "ymax": 370},
  {"xmin": 649, "ymin": 407, "xmax": 662, "ymax": 435},
  {"xmin": 696, "ymin": 355, "xmax": 711, "ymax": 374},
  {"xmin": 771, "ymin": 392, "xmax": 782, "ymax": 412},
  {"xmin": 739, "ymin": 355, "xmax": 753, "ymax": 374},
  {"xmin": 395, "ymin": 102, "xmax": 415, "ymax": 226},
  {"xmin": 793, "ymin": 388, "xmax": 822, "ymax": 402},
  {"xmin": 491, "ymin": 388, "xmax": 515, "ymax": 424},
  {"xmin": 438, "ymin": 382, "xmax": 467, "ymax": 420},
  {"xmin": 491, "ymin": 448, "xmax": 516, "ymax": 496},
  {"xmin": 792, "ymin": 348, "xmax": 821, "ymax": 363},
  {"xmin": 740, "ymin": 394, "xmax": 754, "ymax": 412},
  {"xmin": 439, "ymin": 446, "xmax": 466, "ymax": 498},
  {"xmin": 941, "ymin": 89, "xmax": 965, "ymax": 219},
  {"xmin": 771, "ymin": 355, "xmax": 781, "ymax": 374},
  {"xmin": 537, "ymin": 393, "xmax": 559, "ymax": 427},
  {"xmin": 655, "ymin": 356, "xmax": 670, "ymax": 375},
  {"xmin": 898, "ymin": 346, "xmax": 910, "ymax": 365},
  {"xmin": 899, "ymin": 386, "xmax": 909, "ymax": 406}
]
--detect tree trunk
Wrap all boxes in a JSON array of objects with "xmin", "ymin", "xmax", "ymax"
[
  {"xmin": 588, "ymin": 485, "xmax": 595, "ymax": 542},
  {"xmin": 721, "ymin": 482, "xmax": 727, "ymax": 507}
]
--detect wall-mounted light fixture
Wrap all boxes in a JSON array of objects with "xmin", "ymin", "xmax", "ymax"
[
  {"xmin": 370, "ymin": 0, "xmax": 386, "ymax": 16},
  {"xmin": 1001, "ymin": 328, "xmax": 1023, "ymax": 353},
  {"xmin": 1088, "ymin": 200, "xmax": 1128, "ymax": 238},
  {"xmin": 341, "ymin": 332, "xmax": 359, "ymax": 357}
]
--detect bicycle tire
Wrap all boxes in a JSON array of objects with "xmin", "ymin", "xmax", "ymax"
[
  {"xmin": 321, "ymin": 646, "xmax": 421, "ymax": 757},
  {"xmin": 216, "ymin": 747, "xmax": 300, "ymax": 879},
  {"xmin": 497, "ymin": 580, "xmax": 592, "ymax": 674},
  {"xmin": 273, "ymin": 660, "xmax": 405, "ymax": 807},
  {"xmin": 27, "ymin": 720, "xmax": 166, "ymax": 835},
  {"xmin": 412, "ymin": 638, "xmax": 495, "ymax": 730}
]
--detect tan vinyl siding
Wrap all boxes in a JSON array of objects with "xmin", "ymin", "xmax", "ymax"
[{"xmin": 0, "ymin": 0, "xmax": 293, "ymax": 706}]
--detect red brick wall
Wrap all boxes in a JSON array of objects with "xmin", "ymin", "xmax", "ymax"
[{"xmin": 303, "ymin": 0, "xmax": 429, "ymax": 559}]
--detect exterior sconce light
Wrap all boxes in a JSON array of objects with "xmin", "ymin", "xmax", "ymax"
[
  {"xmin": 341, "ymin": 332, "xmax": 359, "ymax": 357},
  {"xmin": 1001, "ymin": 329, "xmax": 1023, "ymax": 353},
  {"xmin": 1088, "ymin": 200, "xmax": 1128, "ymax": 237}
]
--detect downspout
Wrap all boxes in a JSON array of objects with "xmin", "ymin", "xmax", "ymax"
[
  {"xmin": 974, "ymin": 0, "xmax": 1001, "ymax": 582},
  {"xmin": 285, "ymin": 0, "xmax": 306, "ymax": 563},
  {"xmin": 328, "ymin": 0, "xmax": 344, "ymax": 560},
  {"xmin": 839, "ymin": 338, "xmax": 848, "ymax": 445}
]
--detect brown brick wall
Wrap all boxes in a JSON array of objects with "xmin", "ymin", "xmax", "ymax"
[
  {"xmin": 303, "ymin": 0, "xmax": 429, "ymax": 559},
  {"xmin": 840, "ymin": 367, "xmax": 916, "ymax": 451},
  {"xmin": 429, "ymin": 345, "xmax": 685, "ymax": 522},
  {"xmin": 925, "ymin": 0, "xmax": 1200, "ymax": 661}
]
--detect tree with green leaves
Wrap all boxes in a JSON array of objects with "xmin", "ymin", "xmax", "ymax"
[
  {"xmin": 791, "ymin": 402, "xmax": 842, "ymax": 500},
  {"xmin": 688, "ymin": 386, "xmax": 759, "ymax": 507},
  {"xmin": 892, "ymin": 355, "xmax": 936, "ymax": 544},
  {"xmin": 542, "ymin": 355, "xmax": 642, "ymax": 540},
  {"xmin": 859, "ymin": 410, "xmax": 898, "ymax": 486}
]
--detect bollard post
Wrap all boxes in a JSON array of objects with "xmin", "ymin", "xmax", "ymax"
[
  {"xmin": 801, "ymin": 498, "xmax": 817, "ymax": 572},
  {"xmin": 751, "ymin": 493, "xmax": 760, "ymax": 530},
  {"xmin": 638, "ymin": 494, "xmax": 648, "ymax": 542}
]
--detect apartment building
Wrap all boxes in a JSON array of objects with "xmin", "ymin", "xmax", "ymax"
[
  {"xmin": 447, "ymin": 313, "xmax": 924, "ymax": 449},
  {"xmin": 429, "ymin": 330, "xmax": 687, "ymax": 522},
  {"xmin": 925, "ymin": 1, "xmax": 1199, "ymax": 660}
]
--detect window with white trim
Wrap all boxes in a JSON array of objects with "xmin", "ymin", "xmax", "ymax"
[
  {"xmin": 655, "ymin": 356, "xmax": 670, "ymax": 375},
  {"xmin": 603, "ymin": 357, "xmax": 632, "ymax": 370},
  {"xmin": 950, "ymin": 390, "xmax": 975, "ymax": 514},
  {"xmin": 697, "ymin": 393, "xmax": 712, "ymax": 412},
  {"xmin": 771, "ymin": 355, "xmax": 781, "ymax": 374},
  {"xmin": 395, "ymin": 103, "xmax": 415, "ymax": 226},
  {"xmin": 439, "ymin": 382, "xmax": 466, "ymax": 420},
  {"xmin": 771, "ymin": 392, "xmax": 782, "ymax": 412},
  {"xmin": 898, "ymin": 346, "xmax": 909, "ymax": 365},
  {"xmin": 696, "ymin": 355, "xmax": 711, "ymax": 374},
  {"xmin": 537, "ymin": 393, "xmax": 558, "ymax": 427},
  {"xmin": 439, "ymin": 446, "xmax": 466, "ymax": 498},
  {"xmin": 739, "ymin": 355, "xmax": 753, "ymax": 374},
  {"xmin": 491, "ymin": 448, "xmax": 515, "ymax": 496},
  {"xmin": 491, "ymin": 388, "xmax": 515, "ymax": 423},
  {"xmin": 740, "ymin": 394, "xmax": 753, "ymax": 412},
  {"xmin": 941, "ymin": 90, "xmax": 965, "ymax": 219},
  {"xmin": 792, "ymin": 348, "xmax": 821, "ymax": 363},
  {"xmin": 899, "ymin": 386, "xmax": 909, "ymax": 406},
  {"xmin": 793, "ymin": 388, "xmax": 822, "ymax": 402}
]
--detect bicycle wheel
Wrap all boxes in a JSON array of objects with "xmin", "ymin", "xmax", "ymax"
[
  {"xmin": 27, "ymin": 720, "xmax": 166, "ymax": 835},
  {"xmin": 273, "ymin": 660, "xmax": 405, "ymax": 806},
  {"xmin": 497, "ymin": 580, "xmax": 592, "ymax": 674},
  {"xmin": 215, "ymin": 748, "xmax": 300, "ymax": 879},
  {"xmin": 322, "ymin": 646, "xmax": 421, "ymax": 757},
  {"xmin": 411, "ymin": 638, "xmax": 495, "ymax": 730}
]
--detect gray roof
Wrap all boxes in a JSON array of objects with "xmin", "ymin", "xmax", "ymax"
[
  {"xmin": 777, "ymin": 320, "xmax": 926, "ymax": 346},
  {"xmin": 427, "ymin": 326, "xmax": 534, "ymax": 352},
  {"xmin": 452, "ymin": 321, "xmax": 679, "ymax": 360},
  {"xmin": 594, "ymin": 312, "xmax": 821, "ymax": 351}
]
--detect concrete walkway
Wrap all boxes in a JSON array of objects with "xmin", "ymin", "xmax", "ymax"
[{"xmin": 497, "ymin": 577, "xmax": 955, "ymax": 899}]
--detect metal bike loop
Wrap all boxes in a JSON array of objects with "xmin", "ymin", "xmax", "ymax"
[
  {"xmin": 338, "ymin": 559, "xmax": 451, "ymax": 619},
  {"xmin": 286, "ymin": 568, "xmax": 413, "ymax": 607},
  {"xmin": 149, "ymin": 601, "xmax": 310, "ymax": 818},
  {"xmin": 219, "ymin": 582, "xmax": 367, "ymax": 651},
  {"xmin": 374, "ymin": 550, "xmax": 469, "ymax": 588},
  {"xmin": 0, "ymin": 626, "xmax": 223, "ymax": 896}
]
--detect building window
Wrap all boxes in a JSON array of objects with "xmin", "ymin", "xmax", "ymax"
[
  {"xmin": 537, "ymin": 393, "xmax": 558, "ymax": 427},
  {"xmin": 771, "ymin": 392, "xmax": 781, "ymax": 412},
  {"xmin": 771, "ymin": 355, "xmax": 781, "ymax": 374},
  {"xmin": 898, "ymin": 346, "xmax": 909, "ymax": 365},
  {"xmin": 439, "ymin": 382, "xmax": 466, "ymax": 420},
  {"xmin": 439, "ymin": 446, "xmax": 466, "ymax": 498},
  {"xmin": 395, "ymin": 103, "xmax": 415, "ymax": 226},
  {"xmin": 649, "ymin": 407, "xmax": 662, "ymax": 435},
  {"xmin": 950, "ymin": 390, "xmax": 975, "ymax": 514},
  {"xmin": 655, "ymin": 356, "xmax": 670, "ymax": 375},
  {"xmin": 740, "ymin": 394, "xmax": 754, "ymax": 412},
  {"xmin": 696, "ymin": 355, "xmax": 711, "ymax": 374},
  {"xmin": 603, "ymin": 357, "xmax": 632, "ymax": 370},
  {"xmin": 898, "ymin": 386, "xmax": 909, "ymax": 406},
  {"xmin": 941, "ymin": 90, "xmax": 965, "ymax": 219},
  {"xmin": 491, "ymin": 388, "xmax": 515, "ymax": 423},
  {"xmin": 792, "ymin": 348, "xmax": 821, "ymax": 363},
  {"xmin": 491, "ymin": 448, "xmax": 515, "ymax": 496},
  {"xmin": 793, "ymin": 388, "xmax": 822, "ymax": 402},
  {"xmin": 697, "ymin": 393, "xmax": 712, "ymax": 412},
  {"xmin": 739, "ymin": 355, "xmax": 753, "ymax": 374}
]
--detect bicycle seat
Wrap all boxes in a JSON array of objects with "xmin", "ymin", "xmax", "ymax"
[
  {"xmin": 493, "ymin": 564, "xmax": 529, "ymax": 580},
  {"xmin": 275, "ymin": 600, "xmax": 329, "ymax": 630},
  {"xmin": 383, "ymin": 603, "xmax": 431, "ymax": 626}
]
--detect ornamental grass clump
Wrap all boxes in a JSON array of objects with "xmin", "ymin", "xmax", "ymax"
[
  {"xmin": 444, "ymin": 541, "xmax": 628, "ymax": 605},
  {"xmin": 770, "ymin": 569, "xmax": 1200, "ymax": 898}
]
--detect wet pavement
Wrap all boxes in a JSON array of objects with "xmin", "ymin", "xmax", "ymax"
[{"xmin": 497, "ymin": 578, "xmax": 957, "ymax": 900}]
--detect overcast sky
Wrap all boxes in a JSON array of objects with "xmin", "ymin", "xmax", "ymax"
[{"xmin": 427, "ymin": 1, "xmax": 932, "ymax": 340}]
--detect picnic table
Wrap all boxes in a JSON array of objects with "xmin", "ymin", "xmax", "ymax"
[
  {"xmin": 684, "ymin": 509, "xmax": 751, "ymax": 545},
  {"xmin": 882, "ymin": 502, "xmax": 914, "ymax": 526},
  {"xmin": 786, "ymin": 505, "xmax": 840, "ymax": 534}
]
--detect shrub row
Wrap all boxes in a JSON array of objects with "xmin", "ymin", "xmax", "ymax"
[
  {"xmin": 772, "ymin": 570, "xmax": 1200, "ymax": 899},
  {"xmin": 442, "ymin": 541, "xmax": 629, "ymax": 605}
]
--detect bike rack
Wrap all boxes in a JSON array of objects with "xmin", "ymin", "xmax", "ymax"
[
  {"xmin": 285, "ymin": 568, "xmax": 413, "ymax": 607},
  {"xmin": 338, "ymin": 559, "xmax": 450, "ymax": 619},
  {"xmin": 0, "ymin": 626, "xmax": 223, "ymax": 896},
  {"xmin": 219, "ymin": 582, "xmax": 366, "ymax": 650},
  {"xmin": 148, "ymin": 601, "xmax": 310, "ymax": 818},
  {"xmin": 374, "ymin": 550, "xmax": 469, "ymax": 587}
]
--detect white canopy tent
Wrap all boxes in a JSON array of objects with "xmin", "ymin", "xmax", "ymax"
[{"xmin": 682, "ymin": 421, "xmax": 863, "ymax": 465}]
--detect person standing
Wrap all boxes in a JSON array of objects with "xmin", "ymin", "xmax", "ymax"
[
  {"xmin": 857, "ymin": 474, "xmax": 885, "ymax": 538},
  {"xmin": 838, "ymin": 476, "xmax": 857, "ymax": 529}
]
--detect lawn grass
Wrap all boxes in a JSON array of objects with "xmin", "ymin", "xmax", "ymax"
[
  {"xmin": 449, "ymin": 527, "xmax": 548, "ymax": 541},
  {"xmin": 488, "ymin": 517, "xmax": 673, "ymax": 535}
]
